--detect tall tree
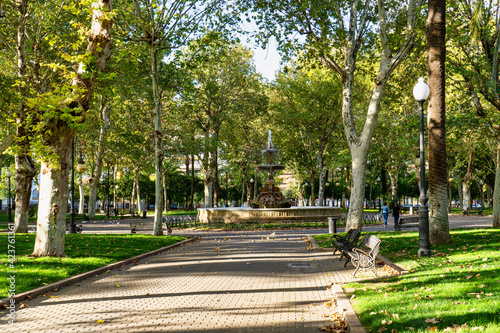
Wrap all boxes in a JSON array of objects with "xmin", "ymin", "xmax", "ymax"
[
  {"xmin": 427, "ymin": 0, "xmax": 450, "ymax": 243},
  {"xmin": 33, "ymin": 0, "xmax": 112, "ymax": 257},
  {"xmin": 247, "ymin": 0, "xmax": 425, "ymax": 230}
]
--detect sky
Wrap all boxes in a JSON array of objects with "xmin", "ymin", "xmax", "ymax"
[
  {"xmin": 247, "ymin": 37, "xmax": 282, "ymax": 81},
  {"xmin": 239, "ymin": 18, "xmax": 282, "ymax": 82}
]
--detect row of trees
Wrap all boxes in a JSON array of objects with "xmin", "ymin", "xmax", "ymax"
[{"xmin": 1, "ymin": 0, "xmax": 500, "ymax": 257}]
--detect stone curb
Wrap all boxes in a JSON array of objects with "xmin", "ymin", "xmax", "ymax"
[
  {"xmin": 1, "ymin": 237, "xmax": 197, "ymax": 308},
  {"xmin": 331, "ymin": 284, "xmax": 366, "ymax": 333}
]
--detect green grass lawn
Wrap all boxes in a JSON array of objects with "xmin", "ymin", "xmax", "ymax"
[
  {"xmin": 313, "ymin": 229, "xmax": 500, "ymax": 333},
  {"xmin": 0, "ymin": 233, "xmax": 186, "ymax": 299}
]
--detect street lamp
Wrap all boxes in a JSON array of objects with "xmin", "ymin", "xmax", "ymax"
[
  {"xmin": 6, "ymin": 170, "xmax": 12, "ymax": 223},
  {"xmin": 413, "ymin": 77, "xmax": 431, "ymax": 257},
  {"xmin": 70, "ymin": 140, "xmax": 86, "ymax": 233},
  {"xmin": 106, "ymin": 165, "xmax": 110, "ymax": 218},
  {"xmin": 335, "ymin": 181, "xmax": 340, "ymax": 207},
  {"xmin": 376, "ymin": 176, "xmax": 381, "ymax": 212},
  {"xmin": 250, "ymin": 177, "xmax": 256, "ymax": 200}
]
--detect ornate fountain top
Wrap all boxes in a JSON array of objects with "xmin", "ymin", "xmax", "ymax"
[{"xmin": 267, "ymin": 130, "xmax": 273, "ymax": 149}]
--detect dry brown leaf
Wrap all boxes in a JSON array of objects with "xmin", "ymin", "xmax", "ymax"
[
  {"xmin": 427, "ymin": 326, "xmax": 438, "ymax": 331},
  {"xmin": 466, "ymin": 275, "xmax": 473, "ymax": 280},
  {"xmin": 425, "ymin": 318, "xmax": 439, "ymax": 324},
  {"xmin": 378, "ymin": 326, "xmax": 388, "ymax": 332}
]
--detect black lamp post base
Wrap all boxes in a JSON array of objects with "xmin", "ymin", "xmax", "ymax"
[{"xmin": 418, "ymin": 247, "xmax": 432, "ymax": 257}]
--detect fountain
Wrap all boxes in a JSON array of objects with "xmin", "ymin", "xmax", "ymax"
[
  {"xmin": 250, "ymin": 130, "xmax": 291, "ymax": 208},
  {"xmin": 197, "ymin": 131, "xmax": 340, "ymax": 224}
]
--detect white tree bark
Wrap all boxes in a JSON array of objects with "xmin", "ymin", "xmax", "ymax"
[
  {"xmin": 135, "ymin": 168, "xmax": 142, "ymax": 216},
  {"xmin": 87, "ymin": 100, "xmax": 110, "ymax": 218}
]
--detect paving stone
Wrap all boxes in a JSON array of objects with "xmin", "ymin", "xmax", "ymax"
[{"xmin": 2, "ymin": 230, "xmax": 371, "ymax": 332}]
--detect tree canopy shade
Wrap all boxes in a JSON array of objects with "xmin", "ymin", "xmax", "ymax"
[{"xmin": 244, "ymin": 0, "xmax": 426, "ymax": 229}]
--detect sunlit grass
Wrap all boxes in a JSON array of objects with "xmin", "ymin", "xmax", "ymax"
[
  {"xmin": 313, "ymin": 229, "xmax": 500, "ymax": 333},
  {"xmin": 0, "ymin": 233, "xmax": 186, "ymax": 298}
]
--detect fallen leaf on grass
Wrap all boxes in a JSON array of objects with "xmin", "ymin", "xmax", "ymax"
[
  {"xmin": 378, "ymin": 326, "xmax": 388, "ymax": 332},
  {"xmin": 425, "ymin": 318, "xmax": 439, "ymax": 324},
  {"xmin": 370, "ymin": 312, "xmax": 378, "ymax": 315},
  {"xmin": 466, "ymin": 275, "xmax": 473, "ymax": 280},
  {"xmin": 471, "ymin": 326, "xmax": 484, "ymax": 331},
  {"xmin": 427, "ymin": 326, "xmax": 438, "ymax": 331}
]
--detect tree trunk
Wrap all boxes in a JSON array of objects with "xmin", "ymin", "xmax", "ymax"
[
  {"xmin": 427, "ymin": 0, "xmax": 450, "ymax": 244},
  {"xmin": 87, "ymin": 99, "xmax": 110, "ymax": 218},
  {"xmin": 134, "ymin": 168, "xmax": 142, "ymax": 215},
  {"xmin": 189, "ymin": 152, "xmax": 195, "ymax": 210},
  {"xmin": 493, "ymin": 143, "xmax": 500, "ymax": 227},
  {"xmin": 203, "ymin": 130, "xmax": 213, "ymax": 208},
  {"xmin": 150, "ymin": 44, "xmax": 163, "ymax": 236},
  {"xmin": 317, "ymin": 146, "xmax": 325, "ymax": 206},
  {"xmin": 346, "ymin": 145, "xmax": 369, "ymax": 230},
  {"xmin": 387, "ymin": 168, "xmax": 398, "ymax": 201},
  {"xmin": 33, "ymin": 125, "xmax": 74, "ymax": 257},
  {"xmin": 163, "ymin": 173, "xmax": 168, "ymax": 213},
  {"xmin": 131, "ymin": 175, "xmax": 136, "ymax": 216},
  {"xmin": 462, "ymin": 149, "xmax": 474, "ymax": 213},
  {"xmin": 310, "ymin": 172, "xmax": 316, "ymax": 206},
  {"xmin": 457, "ymin": 173, "xmax": 463, "ymax": 210},
  {"xmin": 14, "ymin": 0, "xmax": 36, "ymax": 234}
]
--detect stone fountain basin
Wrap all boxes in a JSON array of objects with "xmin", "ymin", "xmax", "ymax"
[{"xmin": 197, "ymin": 206, "xmax": 341, "ymax": 224}]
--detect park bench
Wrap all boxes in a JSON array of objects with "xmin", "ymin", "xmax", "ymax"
[
  {"xmin": 394, "ymin": 215, "xmax": 419, "ymax": 231},
  {"xmin": 332, "ymin": 229, "xmax": 362, "ymax": 266},
  {"xmin": 344, "ymin": 235, "xmax": 381, "ymax": 278},
  {"xmin": 130, "ymin": 217, "xmax": 174, "ymax": 234},
  {"xmin": 462, "ymin": 207, "xmax": 483, "ymax": 216}
]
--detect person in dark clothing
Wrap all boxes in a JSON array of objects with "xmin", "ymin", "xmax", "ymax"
[{"xmin": 392, "ymin": 203, "xmax": 401, "ymax": 225}]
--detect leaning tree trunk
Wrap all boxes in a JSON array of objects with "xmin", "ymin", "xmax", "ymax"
[
  {"xmin": 493, "ymin": 143, "xmax": 500, "ymax": 227},
  {"xmin": 134, "ymin": 168, "xmax": 142, "ymax": 216},
  {"xmin": 33, "ymin": 0, "xmax": 112, "ymax": 257},
  {"xmin": 427, "ymin": 0, "xmax": 450, "ymax": 244},
  {"xmin": 87, "ymin": 99, "xmax": 110, "ymax": 218}
]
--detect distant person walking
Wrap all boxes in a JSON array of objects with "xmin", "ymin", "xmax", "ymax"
[
  {"xmin": 381, "ymin": 203, "xmax": 390, "ymax": 227},
  {"xmin": 392, "ymin": 203, "xmax": 401, "ymax": 225}
]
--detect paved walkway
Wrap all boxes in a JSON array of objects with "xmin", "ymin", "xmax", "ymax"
[
  {"xmin": 2, "ymin": 230, "xmax": 377, "ymax": 332},
  {"xmin": 2, "ymin": 214, "xmax": 494, "ymax": 332}
]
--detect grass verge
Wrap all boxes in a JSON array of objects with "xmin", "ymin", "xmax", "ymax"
[
  {"xmin": 0, "ymin": 233, "xmax": 186, "ymax": 299},
  {"xmin": 312, "ymin": 229, "xmax": 500, "ymax": 333}
]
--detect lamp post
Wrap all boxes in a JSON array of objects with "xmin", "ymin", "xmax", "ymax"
[
  {"xmin": 377, "ymin": 176, "xmax": 381, "ymax": 212},
  {"xmin": 70, "ymin": 140, "xmax": 86, "ymax": 233},
  {"xmin": 413, "ymin": 77, "xmax": 431, "ymax": 257},
  {"xmin": 305, "ymin": 182, "xmax": 309, "ymax": 206},
  {"xmin": 335, "ymin": 181, "xmax": 340, "ymax": 207},
  {"xmin": 6, "ymin": 170, "xmax": 12, "ymax": 223},
  {"xmin": 250, "ymin": 177, "xmax": 255, "ymax": 200},
  {"xmin": 106, "ymin": 165, "xmax": 110, "ymax": 218}
]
